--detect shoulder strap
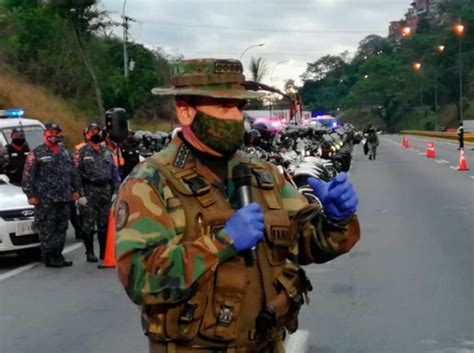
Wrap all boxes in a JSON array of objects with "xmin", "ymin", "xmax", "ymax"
[{"xmin": 148, "ymin": 155, "xmax": 216, "ymax": 208}]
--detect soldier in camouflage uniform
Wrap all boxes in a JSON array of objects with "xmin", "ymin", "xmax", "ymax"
[
  {"xmin": 22, "ymin": 122, "xmax": 80, "ymax": 268},
  {"xmin": 115, "ymin": 59, "xmax": 361, "ymax": 353},
  {"xmin": 74, "ymin": 123, "xmax": 121, "ymax": 263}
]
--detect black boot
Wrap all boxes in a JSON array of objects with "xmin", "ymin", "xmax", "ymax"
[
  {"xmin": 57, "ymin": 252, "xmax": 73, "ymax": 267},
  {"xmin": 45, "ymin": 255, "xmax": 63, "ymax": 268},
  {"xmin": 98, "ymin": 231, "xmax": 107, "ymax": 260},
  {"xmin": 84, "ymin": 233, "xmax": 98, "ymax": 263},
  {"xmin": 86, "ymin": 252, "xmax": 98, "ymax": 263}
]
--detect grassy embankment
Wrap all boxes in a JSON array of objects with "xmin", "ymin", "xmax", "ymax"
[
  {"xmin": 0, "ymin": 66, "xmax": 88, "ymax": 146},
  {"xmin": 0, "ymin": 66, "xmax": 174, "ymax": 147}
]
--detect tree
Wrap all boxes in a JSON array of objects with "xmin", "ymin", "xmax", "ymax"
[
  {"xmin": 354, "ymin": 35, "xmax": 393, "ymax": 63},
  {"xmin": 300, "ymin": 55, "xmax": 347, "ymax": 81},
  {"xmin": 48, "ymin": 0, "xmax": 106, "ymax": 114},
  {"xmin": 247, "ymin": 57, "xmax": 268, "ymax": 82}
]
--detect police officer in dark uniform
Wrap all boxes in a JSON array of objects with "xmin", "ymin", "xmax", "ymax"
[
  {"xmin": 74, "ymin": 123, "xmax": 121, "ymax": 263},
  {"xmin": 119, "ymin": 130, "xmax": 140, "ymax": 179},
  {"xmin": 22, "ymin": 123, "xmax": 80, "ymax": 268},
  {"xmin": 5, "ymin": 128, "xmax": 30, "ymax": 185}
]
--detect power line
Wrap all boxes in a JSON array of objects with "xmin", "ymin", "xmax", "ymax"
[
  {"xmin": 138, "ymin": 19, "xmax": 386, "ymax": 35},
  {"xmin": 180, "ymin": 51, "xmax": 330, "ymax": 56}
]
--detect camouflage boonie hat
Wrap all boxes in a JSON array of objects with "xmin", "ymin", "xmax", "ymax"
[{"xmin": 152, "ymin": 58, "xmax": 264, "ymax": 99}]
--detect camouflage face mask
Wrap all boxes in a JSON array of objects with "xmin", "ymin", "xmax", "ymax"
[{"xmin": 191, "ymin": 111, "xmax": 244, "ymax": 156}]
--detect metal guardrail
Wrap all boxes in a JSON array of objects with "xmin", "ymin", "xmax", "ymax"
[{"xmin": 400, "ymin": 130, "xmax": 474, "ymax": 143}]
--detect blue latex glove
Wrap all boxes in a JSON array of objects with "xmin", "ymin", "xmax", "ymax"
[
  {"xmin": 307, "ymin": 172, "xmax": 358, "ymax": 221},
  {"xmin": 224, "ymin": 203, "xmax": 264, "ymax": 252}
]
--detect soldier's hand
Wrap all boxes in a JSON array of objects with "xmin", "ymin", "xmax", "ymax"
[
  {"xmin": 224, "ymin": 203, "xmax": 264, "ymax": 252},
  {"xmin": 78, "ymin": 197, "xmax": 88, "ymax": 206},
  {"xmin": 308, "ymin": 172, "xmax": 358, "ymax": 221},
  {"xmin": 28, "ymin": 197, "xmax": 39, "ymax": 206},
  {"xmin": 72, "ymin": 192, "xmax": 80, "ymax": 201}
]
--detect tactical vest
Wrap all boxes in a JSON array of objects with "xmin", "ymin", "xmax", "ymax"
[{"xmin": 144, "ymin": 151, "xmax": 312, "ymax": 351}]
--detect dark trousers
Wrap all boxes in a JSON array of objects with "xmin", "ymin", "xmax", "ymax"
[
  {"xmin": 459, "ymin": 135, "xmax": 464, "ymax": 149},
  {"xmin": 79, "ymin": 186, "xmax": 112, "ymax": 259},
  {"xmin": 69, "ymin": 202, "xmax": 82, "ymax": 238},
  {"xmin": 34, "ymin": 202, "xmax": 70, "ymax": 257}
]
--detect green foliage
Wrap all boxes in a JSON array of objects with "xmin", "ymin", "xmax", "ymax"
[
  {"xmin": 0, "ymin": 0, "xmax": 174, "ymax": 121},
  {"xmin": 300, "ymin": 3, "xmax": 474, "ymax": 131}
]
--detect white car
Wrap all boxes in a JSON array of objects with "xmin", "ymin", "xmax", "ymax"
[{"xmin": 0, "ymin": 109, "xmax": 44, "ymax": 256}]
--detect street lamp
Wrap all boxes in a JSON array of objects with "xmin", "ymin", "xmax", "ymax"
[
  {"xmin": 412, "ymin": 62, "xmax": 423, "ymax": 129},
  {"xmin": 454, "ymin": 21, "xmax": 465, "ymax": 124},
  {"xmin": 363, "ymin": 74, "xmax": 369, "ymax": 80},
  {"xmin": 434, "ymin": 45, "xmax": 445, "ymax": 131},
  {"xmin": 239, "ymin": 43, "xmax": 265, "ymax": 61},
  {"xmin": 269, "ymin": 60, "xmax": 290, "ymax": 113},
  {"xmin": 270, "ymin": 60, "xmax": 290, "ymax": 85},
  {"xmin": 401, "ymin": 26, "xmax": 412, "ymax": 37},
  {"xmin": 435, "ymin": 45, "xmax": 445, "ymax": 54},
  {"xmin": 412, "ymin": 62, "xmax": 422, "ymax": 72}
]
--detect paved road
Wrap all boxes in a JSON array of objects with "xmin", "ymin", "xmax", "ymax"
[
  {"xmin": 1, "ymin": 135, "xmax": 473, "ymax": 353},
  {"xmin": 300, "ymin": 135, "xmax": 473, "ymax": 353}
]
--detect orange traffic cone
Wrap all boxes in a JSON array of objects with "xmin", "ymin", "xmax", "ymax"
[
  {"xmin": 98, "ymin": 209, "xmax": 116, "ymax": 269},
  {"xmin": 402, "ymin": 137, "xmax": 406, "ymax": 148},
  {"xmin": 404, "ymin": 138, "xmax": 410, "ymax": 148},
  {"xmin": 426, "ymin": 142, "xmax": 436, "ymax": 158},
  {"xmin": 458, "ymin": 148, "xmax": 469, "ymax": 171}
]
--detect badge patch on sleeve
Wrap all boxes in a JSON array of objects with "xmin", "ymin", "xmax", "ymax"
[{"xmin": 115, "ymin": 201, "xmax": 129, "ymax": 231}]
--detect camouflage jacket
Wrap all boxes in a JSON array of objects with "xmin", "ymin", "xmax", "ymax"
[
  {"xmin": 22, "ymin": 144, "xmax": 80, "ymax": 203},
  {"xmin": 115, "ymin": 136, "xmax": 360, "ymax": 306},
  {"xmin": 74, "ymin": 143, "xmax": 121, "ymax": 193}
]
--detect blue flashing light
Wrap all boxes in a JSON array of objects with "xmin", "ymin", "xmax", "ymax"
[
  {"xmin": 0, "ymin": 109, "xmax": 25, "ymax": 118},
  {"xmin": 7, "ymin": 109, "xmax": 24, "ymax": 117},
  {"xmin": 332, "ymin": 122, "xmax": 338, "ymax": 127}
]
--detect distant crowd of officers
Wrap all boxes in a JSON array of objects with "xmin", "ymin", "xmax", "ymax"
[{"xmin": 0, "ymin": 122, "xmax": 141, "ymax": 268}]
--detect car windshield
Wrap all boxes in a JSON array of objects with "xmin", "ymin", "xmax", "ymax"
[{"xmin": 1, "ymin": 125, "xmax": 44, "ymax": 149}]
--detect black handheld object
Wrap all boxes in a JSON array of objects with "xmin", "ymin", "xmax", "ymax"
[
  {"xmin": 232, "ymin": 163, "xmax": 253, "ymax": 207},
  {"xmin": 105, "ymin": 108, "xmax": 129, "ymax": 142},
  {"xmin": 232, "ymin": 163, "xmax": 257, "ymax": 266}
]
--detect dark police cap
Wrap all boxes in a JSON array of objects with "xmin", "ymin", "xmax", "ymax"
[
  {"xmin": 11, "ymin": 128, "xmax": 25, "ymax": 135},
  {"xmin": 44, "ymin": 122, "xmax": 62, "ymax": 132},
  {"xmin": 85, "ymin": 123, "xmax": 101, "ymax": 134}
]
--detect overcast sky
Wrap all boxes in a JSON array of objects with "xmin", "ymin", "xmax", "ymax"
[{"xmin": 101, "ymin": 0, "xmax": 412, "ymax": 89}]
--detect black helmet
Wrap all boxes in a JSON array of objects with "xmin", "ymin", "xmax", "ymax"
[{"xmin": 244, "ymin": 129, "xmax": 262, "ymax": 146}]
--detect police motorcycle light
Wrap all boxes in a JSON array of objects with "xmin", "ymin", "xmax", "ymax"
[{"xmin": 0, "ymin": 109, "xmax": 24, "ymax": 118}]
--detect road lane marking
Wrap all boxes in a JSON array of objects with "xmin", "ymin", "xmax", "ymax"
[
  {"xmin": 284, "ymin": 330, "xmax": 309, "ymax": 353},
  {"xmin": 0, "ymin": 242, "xmax": 83, "ymax": 282},
  {"xmin": 63, "ymin": 242, "xmax": 83, "ymax": 255},
  {"xmin": 0, "ymin": 263, "xmax": 38, "ymax": 282},
  {"xmin": 439, "ymin": 159, "xmax": 449, "ymax": 164},
  {"xmin": 450, "ymin": 166, "xmax": 458, "ymax": 170},
  {"xmin": 435, "ymin": 160, "xmax": 444, "ymax": 164},
  {"xmin": 470, "ymin": 176, "xmax": 474, "ymax": 180}
]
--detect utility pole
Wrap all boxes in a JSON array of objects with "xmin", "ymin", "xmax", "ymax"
[
  {"xmin": 122, "ymin": 15, "xmax": 131, "ymax": 78},
  {"xmin": 122, "ymin": 0, "xmax": 135, "ymax": 78}
]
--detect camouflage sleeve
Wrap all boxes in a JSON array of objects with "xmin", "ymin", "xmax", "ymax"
[
  {"xmin": 273, "ymin": 166, "xmax": 360, "ymax": 265},
  {"xmin": 115, "ymin": 163, "xmax": 237, "ymax": 306},
  {"xmin": 21, "ymin": 151, "xmax": 37, "ymax": 199}
]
